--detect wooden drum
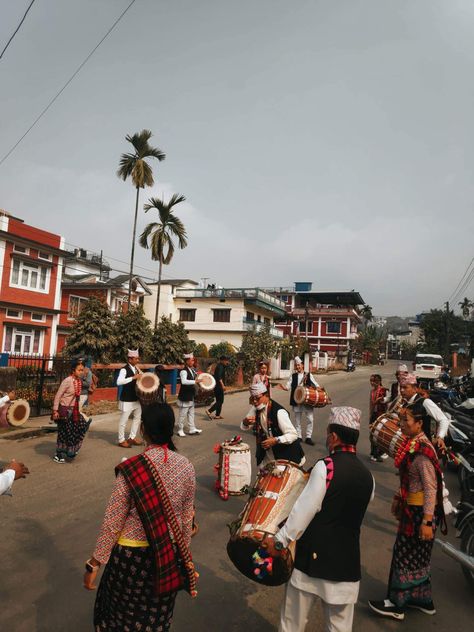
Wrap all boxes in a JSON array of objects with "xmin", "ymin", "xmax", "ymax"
[
  {"xmin": 6, "ymin": 399, "xmax": 31, "ymax": 427},
  {"xmin": 370, "ymin": 414, "xmax": 404, "ymax": 458},
  {"xmin": 197, "ymin": 372, "xmax": 216, "ymax": 392},
  {"xmin": 215, "ymin": 438, "xmax": 252, "ymax": 500},
  {"xmin": 294, "ymin": 385, "xmax": 331, "ymax": 408},
  {"xmin": 135, "ymin": 372, "xmax": 160, "ymax": 406}
]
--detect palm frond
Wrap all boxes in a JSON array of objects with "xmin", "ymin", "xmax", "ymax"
[{"xmin": 139, "ymin": 222, "xmax": 159, "ymax": 249}]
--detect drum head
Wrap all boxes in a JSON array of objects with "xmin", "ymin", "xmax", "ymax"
[
  {"xmin": 227, "ymin": 538, "xmax": 293, "ymax": 587},
  {"xmin": 294, "ymin": 385, "xmax": 306, "ymax": 405},
  {"xmin": 199, "ymin": 373, "xmax": 216, "ymax": 391},
  {"xmin": 139, "ymin": 373, "xmax": 160, "ymax": 391},
  {"xmin": 7, "ymin": 399, "xmax": 30, "ymax": 427}
]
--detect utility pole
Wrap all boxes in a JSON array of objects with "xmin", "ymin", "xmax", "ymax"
[
  {"xmin": 304, "ymin": 301, "xmax": 309, "ymax": 341},
  {"xmin": 444, "ymin": 301, "xmax": 450, "ymax": 362}
]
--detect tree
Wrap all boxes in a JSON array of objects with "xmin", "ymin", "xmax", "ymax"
[
  {"xmin": 139, "ymin": 193, "xmax": 188, "ymax": 328},
  {"xmin": 459, "ymin": 297, "xmax": 473, "ymax": 320},
  {"xmin": 353, "ymin": 325, "xmax": 386, "ymax": 363},
  {"xmin": 359, "ymin": 304, "xmax": 373, "ymax": 327},
  {"xmin": 209, "ymin": 341, "xmax": 239, "ymax": 385},
  {"xmin": 117, "ymin": 129, "xmax": 165, "ymax": 309},
  {"xmin": 239, "ymin": 324, "xmax": 280, "ymax": 382},
  {"xmin": 151, "ymin": 316, "xmax": 193, "ymax": 364},
  {"xmin": 420, "ymin": 309, "xmax": 474, "ymax": 357},
  {"xmin": 113, "ymin": 306, "xmax": 153, "ymax": 361},
  {"xmin": 64, "ymin": 296, "xmax": 116, "ymax": 362}
]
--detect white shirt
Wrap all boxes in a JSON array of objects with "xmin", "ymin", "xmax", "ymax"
[
  {"xmin": 0, "ymin": 469, "xmax": 15, "ymax": 496},
  {"xmin": 407, "ymin": 394, "xmax": 450, "ymax": 439},
  {"xmin": 177, "ymin": 368, "xmax": 197, "ymax": 408},
  {"xmin": 0, "ymin": 394, "xmax": 11, "ymax": 407},
  {"xmin": 285, "ymin": 372, "xmax": 319, "ymax": 412},
  {"xmin": 116, "ymin": 364, "xmax": 138, "ymax": 386},
  {"xmin": 275, "ymin": 460, "xmax": 375, "ymax": 604}
]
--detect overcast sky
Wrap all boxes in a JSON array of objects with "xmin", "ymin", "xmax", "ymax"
[{"xmin": 1, "ymin": 0, "xmax": 473, "ymax": 316}]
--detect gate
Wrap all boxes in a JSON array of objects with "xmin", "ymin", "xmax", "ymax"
[{"xmin": 6, "ymin": 354, "xmax": 71, "ymax": 417}]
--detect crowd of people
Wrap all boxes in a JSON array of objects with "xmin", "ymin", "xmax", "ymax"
[{"xmin": 0, "ymin": 356, "xmax": 453, "ymax": 631}]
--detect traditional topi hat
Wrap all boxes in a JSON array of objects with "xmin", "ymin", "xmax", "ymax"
[
  {"xmin": 249, "ymin": 382, "xmax": 268, "ymax": 397},
  {"xmin": 329, "ymin": 406, "xmax": 361, "ymax": 430},
  {"xmin": 127, "ymin": 349, "xmax": 139, "ymax": 358},
  {"xmin": 183, "ymin": 353, "xmax": 194, "ymax": 360},
  {"xmin": 400, "ymin": 373, "xmax": 417, "ymax": 385},
  {"xmin": 294, "ymin": 356, "xmax": 303, "ymax": 365},
  {"xmin": 396, "ymin": 363, "xmax": 408, "ymax": 373}
]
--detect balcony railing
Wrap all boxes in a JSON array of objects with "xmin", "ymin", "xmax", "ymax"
[
  {"xmin": 242, "ymin": 319, "xmax": 283, "ymax": 338},
  {"xmin": 175, "ymin": 287, "xmax": 286, "ymax": 311}
]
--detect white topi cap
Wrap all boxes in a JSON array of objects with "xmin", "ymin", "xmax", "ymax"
[
  {"xmin": 183, "ymin": 353, "xmax": 194, "ymax": 360},
  {"xmin": 127, "ymin": 349, "xmax": 139, "ymax": 358},
  {"xmin": 249, "ymin": 382, "xmax": 268, "ymax": 397},
  {"xmin": 329, "ymin": 406, "xmax": 361, "ymax": 430},
  {"xmin": 396, "ymin": 363, "xmax": 408, "ymax": 373},
  {"xmin": 294, "ymin": 356, "xmax": 303, "ymax": 365}
]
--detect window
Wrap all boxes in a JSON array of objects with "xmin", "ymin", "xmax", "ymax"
[
  {"xmin": 13, "ymin": 244, "xmax": 29, "ymax": 254},
  {"xmin": 264, "ymin": 317, "xmax": 270, "ymax": 325},
  {"xmin": 257, "ymin": 315, "xmax": 261, "ymax": 322},
  {"xmin": 246, "ymin": 311, "xmax": 255, "ymax": 321},
  {"xmin": 10, "ymin": 259, "xmax": 50, "ymax": 292},
  {"xmin": 327, "ymin": 321, "xmax": 341, "ymax": 334},
  {"xmin": 31, "ymin": 312, "xmax": 46, "ymax": 322},
  {"xmin": 179, "ymin": 309, "xmax": 196, "ymax": 322},
  {"xmin": 68, "ymin": 295, "xmax": 88, "ymax": 320},
  {"xmin": 279, "ymin": 295, "xmax": 288, "ymax": 303},
  {"xmin": 6, "ymin": 309, "xmax": 22, "ymax": 319},
  {"xmin": 213, "ymin": 309, "xmax": 231, "ymax": 323},
  {"xmin": 3, "ymin": 325, "xmax": 42, "ymax": 354},
  {"xmin": 299, "ymin": 320, "xmax": 313, "ymax": 333},
  {"xmin": 38, "ymin": 250, "xmax": 52, "ymax": 261}
]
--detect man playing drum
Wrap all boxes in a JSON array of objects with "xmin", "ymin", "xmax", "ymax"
[
  {"xmin": 116, "ymin": 349, "xmax": 143, "ymax": 448},
  {"xmin": 385, "ymin": 364, "xmax": 409, "ymax": 412},
  {"xmin": 241, "ymin": 382, "xmax": 304, "ymax": 467},
  {"xmin": 278, "ymin": 356, "xmax": 319, "ymax": 446},
  {"xmin": 177, "ymin": 353, "xmax": 203, "ymax": 437},
  {"xmin": 265, "ymin": 407, "xmax": 374, "ymax": 632}
]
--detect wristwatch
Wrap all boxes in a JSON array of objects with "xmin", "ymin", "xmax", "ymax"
[
  {"xmin": 85, "ymin": 558, "xmax": 100, "ymax": 573},
  {"xmin": 274, "ymin": 540, "xmax": 284, "ymax": 551},
  {"xmin": 421, "ymin": 520, "xmax": 433, "ymax": 527}
]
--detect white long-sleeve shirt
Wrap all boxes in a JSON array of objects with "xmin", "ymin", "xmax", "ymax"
[
  {"xmin": 284, "ymin": 372, "xmax": 319, "ymax": 391},
  {"xmin": 406, "ymin": 394, "xmax": 450, "ymax": 439},
  {"xmin": 0, "ymin": 394, "xmax": 11, "ymax": 407},
  {"xmin": 275, "ymin": 460, "xmax": 374, "ymax": 604},
  {"xmin": 116, "ymin": 364, "xmax": 138, "ymax": 386},
  {"xmin": 0, "ymin": 469, "xmax": 15, "ymax": 496}
]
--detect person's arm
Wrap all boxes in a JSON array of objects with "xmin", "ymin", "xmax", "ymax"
[
  {"xmin": 92, "ymin": 472, "xmax": 131, "ymax": 565},
  {"xmin": 82, "ymin": 370, "xmax": 92, "ymax": 389},
  {"xmin": 241, "ymin": 405, "xmax": 257, "ymax": 430},
  {"xmin": 0, "ymin": 470, "xmax": 15, "ymax": 495},
  {"xmin": 180, "ymin": 369, "xmax": 196, "ymax": 386},
  {"xmin": 116, "ymin": 368, "xmax": 136, "ymax": 386},
  {"xmin": 275, "ymin": 409, "xmax": 298, "ymax": 444},
  {"xmin": 0, "ymin": 394, "xmax": 11, "ymax": 407},
  {"xmin": 53, "ymin": 377, "xmax": 70, "ymax": 411},
  {"xmin": 414, "ymin": 455, "xmax": 436, "ymax": 540},
  {"xmin": 309, "ymin": 374, "xmax": 320, "ymax": 388},
  {"xmin": 275, "ymin": 461, "xmax": 328, "ymax": 546},
  {"xmin": 181, "ymin": 463, "xmax": 196, "ymax": 547},
  {"xmin": 423, "ymin": 399, "xmax": 450, "ymax": 439}
]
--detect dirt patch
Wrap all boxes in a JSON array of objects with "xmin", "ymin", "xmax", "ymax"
[{"xmin": 83, "ymin": 401, "xmax": 118, "ymax": 416}]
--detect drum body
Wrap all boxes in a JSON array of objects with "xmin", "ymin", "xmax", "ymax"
[
  {"xmin": 227, "ymin": 460, "xmax": 309, "ymax": 585},
  {"xmin": 370, "ymin": 414, "xmax": 403, "ymax": 458},
  {"xmin": 135, "ymin": 372, "xmax": 160, "ymax": 406},
  {"xmin": 294, "ymin": 385, "xmax": 330, "ymax": 408},
  {"xmin": 198, "ymin": 372, "xmax": 216, "ymax": 392},
  {"xmin": 6, "ymin": 399, "xmax": 30, "ymax": 427},
  {"xmin": 215, "ymin": 441, "xmax": 251, "ymax": 500}
]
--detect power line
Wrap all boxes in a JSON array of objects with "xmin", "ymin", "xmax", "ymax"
[
  {"xmin": 447, "ymin": 256, "xmax": 474, "ymax": 303},
  {"xmin": 452, "ymin": 267, "xmax": 474, "ymax": 306},
  {"xmin": 0, "ymin": 0, "xmax": 138, "ymax": 167},
  {"xmin": 0, "ymin": 0, "xmax": 36, "ymax": 61}
]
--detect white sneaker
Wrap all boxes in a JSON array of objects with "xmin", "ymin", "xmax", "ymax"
[
  {"xmin": 381, "ymin": 453, "xmax": 389, "ymax": 460},
  {"xmin": 177, "ymin": 430, "xmax": 186, "ymax": 437},
  {"xmin": 188, "ymin": 429, "xmax": 202, "ymax": 435}
]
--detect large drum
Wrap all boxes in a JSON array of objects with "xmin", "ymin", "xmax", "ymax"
[
  {"xmin": 135, "ymin": 372, "xmax": 160, "ymax": 406},
  {"xmin": 214, "ymin": 438, "xmax": 252, "ymax": 500},
  {"xmin": 197, "ymin": 372, "xmax": 216, "ymax": 392},
  {"xmin": 370, "ymin": 414, "xmax": 404, "ymax": 458},
  {"xmin": 294, "ymin": 385, "xmax": 331, "ymax": 408},
  {"xmin": 1, "ymin": 399, "xmax": 31, "ymax": 427},
  {"xmin": 227, "ymin": 460, "xmax": 309, "ymax": 586}
]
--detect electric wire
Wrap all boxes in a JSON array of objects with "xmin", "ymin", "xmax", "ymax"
[
  {"xmin": 0, "ymin": 0, "xmax": 36, "ymax": 61},
  {"xmin": 451, "ymin": 267, "xmax": 474, "ymax": 306},
  {"xmin": 0, "ymin": 0, "xmax": 138, "ymax": 167},
  {"xmin": 447, "ymin": 256, "xmax": 474, "ymax": 303}
]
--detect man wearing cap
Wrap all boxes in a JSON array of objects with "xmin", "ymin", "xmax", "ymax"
[
  {"xmin": 116, "ymin": 350, "xmax": 143, "ymax": 448},
  {"xmin": 241, "ymin": 382, "xmax": 304, "ymax": 467},
  {"xmin": 386, "ymin": 364, "xmax": 409, "ymax": 412},
  {"xmin": 400, "ymin": 373, "xmax": 449, "ymax": 448},
  {"xmin": 176, "ymin": 353, "xmax": 203, "ymax": 437},
  {"xmin": 264, "ymin": 407, "xmax": 374, "ymax": 632},
  {"xmin": 278, "ymin": 357, "xmax": 320, "ymax": 446}
]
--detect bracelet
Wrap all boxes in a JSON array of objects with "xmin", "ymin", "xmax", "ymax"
[
  {"xmin": 421, "ymin": 520, "xmax": 433, "ymax": 527},
  {"xmin": 85, "ymin": 558, "xmax": 100, "ymax": 573}
]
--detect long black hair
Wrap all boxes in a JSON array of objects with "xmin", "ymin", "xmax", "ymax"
[{"xmin": 141, "ymin": 403, "xmax": 177, "ymax": 451}]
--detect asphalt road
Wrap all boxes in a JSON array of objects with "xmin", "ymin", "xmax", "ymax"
[{"xmin": 1, "ymin": 361, "xmax": 472, "ymax": 632}]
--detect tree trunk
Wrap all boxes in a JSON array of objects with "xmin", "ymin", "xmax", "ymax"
[
  {"xmin": 128, "ymin": 186, "xmax": 140, "ymax": 309},
  {"xmin": 154, "ymin": 255, "xmax": 163, "ymax": 329}
]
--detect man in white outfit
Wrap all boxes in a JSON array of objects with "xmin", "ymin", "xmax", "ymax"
[
  {"xmin": 279, "ymin": 357, "xmax": 319, "ymax": 446},
  {"xmin": 176, "ymin": 353, "xmax": 203, "ymax": 437},
  {"xmin": 116, "ymin": 349, "xmax": 143, "ymax": 448}
]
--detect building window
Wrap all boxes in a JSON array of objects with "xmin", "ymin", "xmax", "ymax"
[
  {"xmin": 279, "ymin": 295, "xmax": 288, "ymax": 303},
  {"xmin": 38, "ymin": 250, "xmax": 52, "ymax": 261},
  {"xmin": 13, "ymin": 244, "xmax": 29, "ymax": 255},
  {"xmin": 179, "ymin": 309, "xmax": 196, "ymax": 322},
  {"xmin": 213, "ymin": 309, "xmax": 231, "ymax": 323},
  {"xmin": 264, "ymin": 317, "xmax": 270, "ymax": 325},
  {"xmin": 6, "ymin": 309, "xmax": 22, "ymax": 319},
  {"xmin": 257, "ymin": 315, "xmax": 261, "ymax": 322},
  {"xmin": 299, "ymin": 320, "xmax": 313, "ymax": 333},
  {"xmin": 3, "ymin": 325, "xmax": 42, "ymax": 354},
  {"xmin": 327, "ymin": 321, "xmax": 341, "ymax": 334},
  {"xmin": 246, "ymin": 311, "xmax": 255, "ymax": 321},
  {"xmin": 68, "ymin": 295, "xmax": 88, "ymax": 320},
  {"xmin": 10, "ymin": 259, "xmax": 50, "ymax": 292},
  {"xmin": 31, "ymin": 312, "xmax": 46, "ymax": 322}
]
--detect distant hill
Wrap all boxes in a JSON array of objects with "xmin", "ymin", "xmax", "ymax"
[{"xmin": 382, "ymin": 316, "xmax": 416, "ymax": 333}]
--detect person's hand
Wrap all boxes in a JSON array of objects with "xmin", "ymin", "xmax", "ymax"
[
  {"xmin": 52, "ymin": 410, "xmax": 60, "ymax": 420},
  {"xmin": 133, "ymin": 374, "xmax": 141, "ymax": 381},
  {"xmin": 433, "ymin": 437, "xmax": 446, "ymax": 453},
  {"xmin": 262, "ymin": 437, "xmax": 278, "ymax": 450},
  {"xmin": 7, "ymin": 390, "xmax": 16, "ymax": 400},
  {"xmin": 419, "ymin": 524, "xmax": 434, "ymax": 541},
  {"xmin": 243, "ymin": 417, "xmax": 255, "ymax": 427},
  {"xmin": 5, "ymin": 460, "xmax": 29, "ymax": 480},
  {"xmin": 83, "ymin": 569, "xmax": 99, "ymax": 590},
  {"xmin": 391, "ymin": 494, "xmax": 401, "ymax": 519},
  {"xmin": 261, "ymin": 535, "xmax": 280, "ymax": 557}
]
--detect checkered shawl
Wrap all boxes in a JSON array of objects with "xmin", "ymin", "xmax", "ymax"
[{"xmin": 116, "ymin": 454, "xmax": 183, "ymax": 595}]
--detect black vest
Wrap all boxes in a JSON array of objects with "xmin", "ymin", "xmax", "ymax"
[
  {"xmin": 406, "ymin": 394, "xmax": 433, "ymax": 438},
  {"xmin": 120, "ymin": 364, "xmax": 138, "ymax": 402},
  {"xmin": 290, "ymin": 372, "xmax": 313, "ymax": 406},
  {"xmin": 295, "ymin": 451, "xmax": 373, "ymax": 582},
  {"xmin": 178, "ymin": 366, "xmax": 196, "ymax": 402},
  {"xmin": 255, "ymin": 400, "xmax": 305, "ymax": 466}
]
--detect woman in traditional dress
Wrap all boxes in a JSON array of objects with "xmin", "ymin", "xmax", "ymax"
[
  {"xmin": 52, "ymin": 359, "xmax": 91, "ymax": 463},
  {"xmin": 84, "ymin": 403, "xmax": 196, "ymax": 632},
  {"xmin": 368, "ymin": 373, "xmax": 388, "ymax": 462},
  {"xmin": 252, "ymin": 360, "xmax": 271, "ymax": 396},
  {"xmin": 368, "ymin": 404, "xmax": 446, "ymax": 621}
]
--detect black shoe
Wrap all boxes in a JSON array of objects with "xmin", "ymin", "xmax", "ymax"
[
  {"xmin": 368, "ymin": 600, "xmax": 405, "ymax": 620},
  {"xmin": 406, "ymin": 601, "xmax": 436, "ymax": 615},
  {"xmin": 297, "ymin": 437, "xmax": 303, "ymax": 443},
  {"xmin": 305, "ymin": 438, "xmax": 315, "ymax": 446}
]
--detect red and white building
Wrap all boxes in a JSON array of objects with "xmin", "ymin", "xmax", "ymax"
[
  {"xmin": 0, "ymin": 211, "xmax": 65, "ymax": 356},
  {"xmin": 269, "ymin": 282, "xmax": 364, "ymax": 357}
]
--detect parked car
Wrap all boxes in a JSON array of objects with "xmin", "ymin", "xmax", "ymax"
[{"xmin": 413, "ymin": 353, "xmax": 444, "ymax": 380}]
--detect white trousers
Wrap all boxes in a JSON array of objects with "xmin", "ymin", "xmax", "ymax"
[
  {"xmin": 293, "ymin": 407, "xmax": 314, "ymax": 439},
  {"xmin": 177, "ymin": 403, "xmax": 197, "ymax": 432},
  {"xmin": 118, "ymin": 403, "xmax": 142, "ymax": 443},
  {"xmin": 279, "ymin": 582, "xmax": 354, "ymax": 632}
]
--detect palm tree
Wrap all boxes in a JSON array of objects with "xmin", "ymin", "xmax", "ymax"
[
  {"xmin": 360, "ymin": 304, "xmax": 373, "ymax": 327},
  {"xmin": 459, "ymin": 297, "xmax": 473, "ymax": 320},
  {"xmin": 139, "ymin": 194, "xmax": 188, "ymax": 328},
  {"xmin": 117, "ymin": 129, "xmax": 165, "ymax": 308}
]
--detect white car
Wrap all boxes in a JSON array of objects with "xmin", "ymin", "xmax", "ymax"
[{"xmin": 414, "ymin": 354, "xmax": 444, "ymax": 380}]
